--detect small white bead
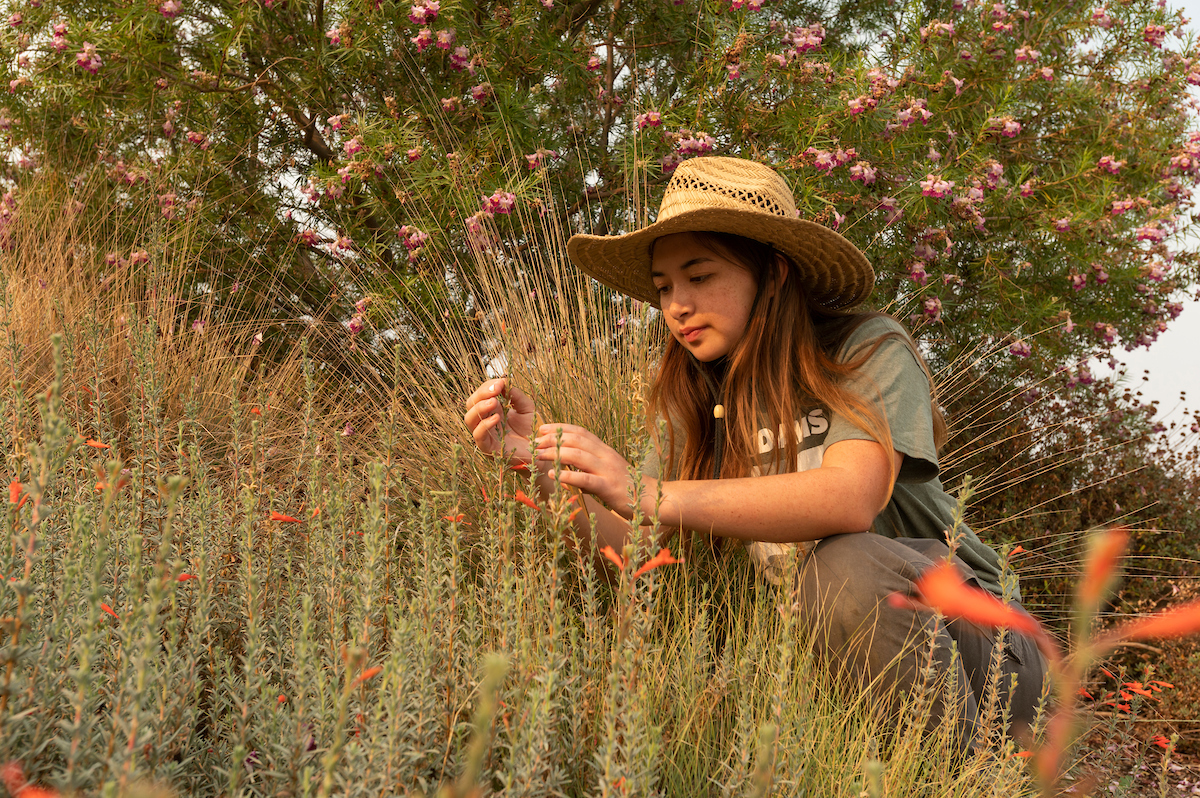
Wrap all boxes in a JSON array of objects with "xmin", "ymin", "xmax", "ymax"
[{"xmin": 713, "ymin": 404, "xmax": 725, "ymax": 419}]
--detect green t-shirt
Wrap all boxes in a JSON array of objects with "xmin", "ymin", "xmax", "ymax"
[{"xmin": 640, "ymin": 315, "xmax": 1010, "ymax": 598}]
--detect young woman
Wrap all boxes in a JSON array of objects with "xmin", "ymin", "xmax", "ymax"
[{"xmin": 463, "ymin": 156, "xmax": 1045, "ymax": 754}]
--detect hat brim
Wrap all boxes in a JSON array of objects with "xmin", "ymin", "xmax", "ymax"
[{"xmin": 567, "ymin": 207, "xmax": 874, "ymax": 310}]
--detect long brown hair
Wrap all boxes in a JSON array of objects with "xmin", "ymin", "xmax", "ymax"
[{"xmin": 647, "ymin": 231, "xmax": 946, "ymax": 483}]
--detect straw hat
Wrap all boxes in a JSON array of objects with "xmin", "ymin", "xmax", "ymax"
[{"xmin": 567, "ymin": 156, "xmax": 874, "ymax": 309}]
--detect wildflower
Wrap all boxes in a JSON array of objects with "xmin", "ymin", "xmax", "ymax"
[
  {"xmin": 435, "ymin": 29, "xmax": 455, "ymax": 49},
  {"xmin": 1136, "ymin": 223, "xmax": 1166, "ymax": 243},
  {"xmin": 677, "ymin": 133, "xmax": 716, "ymax": 155},
  {"xmin": 411, "ymin": 27, "xmax": 434, "ymax": 51},
  {"xmin": 786, "ymin": 22, "xmax": 825, "ymax": 54},
  {"xmin": 191, "ymin": 319, "xmax": 206, "ymax": 333},
  {"xmin": 470, "ymin": 82, "xmax": 492, "ymax": 103},
  {"xmin": 406, "ymin": 147, "xmax": 421, "ymax": 162},
  {"xmin": 277, "ymin": 694, "xmax": 287, "ymax": 704},
  {"xmin": 1054, "ymin": 217, "xmax": 1071, "ymax": 232},
  {"xmin": 76, "ymin": 42, "xmax": 102, "ymax": 74},
  {"xmin": 1152, "ymin": 735, "xmax": 1172, "ymax": 749},
  {"xmin": 1104, "ymin": 598, "xmax": 1200, "ymax": 642},
  {"xmin": 249, "ymin": 407, "xmax": 262, "ymax": 416},
  {"xmin": 600, "ymin": 545, "xmax": 625, "ymax": 569},
  {"xmin": 848, "ymin": 161, "xmax": 877, "ymax": 185},
  {"xmin": 177, "ymin": 573, "xmax": 198, "ymax": 581},
  {"xmin": 481, "ymin": 189, "xmax": 517, "ymax": 214},
  {"xmin": 525, "ymin": 148, "xmax": 557, "ymax": 169},
  {"xmin": 922, "ymin": 296, "xmax": 943, "ymax": 321},
  {"xmin": 344, "ymin": 137, "xmax": 363, "ymax": 157},
  {"xmin": 8, "ymin": 480, "xmax": 20, "ymax": 504},
  {"xmin": 635, "ymin": 111, "xmax": 663, "ymax": 130},
  {"xmin": 1015, "ymin": 46, "xmax": 1039, "ymax": 62},
  {"xmin": 440, "ymin": 97, "xmax": 458, "ymax": 112},
  {"xmin": 1009, "ymin": 340, "xmax": 1032, "ymax": 357},
  {"xmin": 1097, "ymin": 155, "xmax": 1125, "ymax": 174},
  {"xmin": 1143, "ymin": 24, "xmax": 1167, "ymax": 48},
  {"xmin": 879, "ymin": 196, "xmax": 902, "ymax": 225},
  {"xmin": 1080, "ymin": 527, "xmax": 1128, "ymax": 605},
  {"xmin": 409, "ymin": 0, "xmax": 439, "ymax": 24},
  {"xmin": 633, "ymin": 547, "xmax": 684, "ymax": 579},
  {"xmin": 904, "ymin": 561, "xmax": 1041, "ymax": 635},
  {"xmin": 325, "ymin": 28, "xmax": 341, "ymax": 46},
  {"xmin": 85, "ymin": 439, "xmax": 111, "ymax": 449},
  {"xmin": 159, "ymin": 0, "xmax": 183, "ymax": 17},
  {"xmin": 270, "ymin": 511, "xmax": 302, "ymax": 523},
  {"xmin": 1078, "ymin": 687, "xmax": 1094, "ymax": 699},
  {"xmin": 101, "ymin": 602, "xmax": 118, "ymax": 620},
  {"xmin": 443, "ymin": 513, "xmax": 465, "ymax": 522},
  {"xmin": 1039, "ymin": 67, "xmax": 1054, "ymax": 80},
  {"xmin": 514, "ymin": 490, "xmax": 539, "ymax": 510},
  {"xmin": 7, "ymin": 12, "xmax": 21, "ymax": 26},
  {"xmin": 352, "ymin": 666, "xmax": 383, "ymax": 687},
  {"xmin": 908, "ymin": 262, "xmax": 929, "ymax": 285},
  {"xmin": 1090, "ymin": 7, "xmax": 1114, "ymax": 27},
  {"xmin": 920, "ymin": 173, "xmax": 955, "ymax": 198},
  {"xmin": 449, "ymin": 45, "xmax": 473, "ymax": 71}
]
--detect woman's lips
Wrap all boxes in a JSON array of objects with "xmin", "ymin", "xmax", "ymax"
[{"xmin": 681, "ymin": 326, "xmax": 706, "ymax": 343}]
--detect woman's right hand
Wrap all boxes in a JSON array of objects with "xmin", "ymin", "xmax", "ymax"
[{"xmin": 463, "ymin": 377, "xmax": 537, "ymax": 466}]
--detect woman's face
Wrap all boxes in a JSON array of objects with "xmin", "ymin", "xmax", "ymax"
[{"xmin": 650, "ymin": 232, "xmax": 760, "ymax": 362}]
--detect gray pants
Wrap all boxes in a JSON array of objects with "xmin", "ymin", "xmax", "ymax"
[{"xmin": 796, "ymin": 533, "xmax": 1046, "ymax": 754}]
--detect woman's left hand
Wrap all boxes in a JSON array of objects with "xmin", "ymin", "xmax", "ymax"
[{"xmin": 533, "ymin": 423, "xmax": 641, "ymax": 517}]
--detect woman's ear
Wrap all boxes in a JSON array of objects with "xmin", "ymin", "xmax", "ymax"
[{"xmin": 765, "ymin": 252, "xmax": 789, "ymax": 298}]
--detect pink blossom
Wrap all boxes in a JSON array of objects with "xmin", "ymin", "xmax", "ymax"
[
  {"xmin": 660, "ymin": 153, "xmax": 683, "ymax": 173},
  {"xmin": 1019, "ymin": 181, "xmax": 1035, "ymax": 197},
  {"xmin": 984, "ymin": 160, "xmax": 1005, "ymax": 189},
  {"xmin": 922, "ymin": 296, "xmax": 943, "ymax": 321},
  {"xmin": 408, "ymin": 0, "xmax": 439, "ymax": 25},
  {"xmin": 1111, "ymin": 198, "xmax": 1136, "ymax": 215},
  {"xmin": 540, "ymin": 0, "xmax": 553, "ymax": 7},
  {"xmin": 1090, "ymin": 7, "xmax": 1114, "ymax": 27},
  {"xmin": 328, "ymin": 114, "xmax": 344, "ymax": 131},
  {"xmin": 726, "ymin": 64, "xmax": 741, "ymax": 80},
  {"xmin": 1009, "ymin": 340, "xmax": 1031, "ymax": 357},
  {"xmin": 919, "ymin": 21, "xmax": 954, "ymax": 40},
  {"xmin": 920, "ymin": 173, "xmax": 955, "ymax": 198},
  {"xmin": 344, "ymin": 137, "xmax": 363, "ymax": 157},
  {"xmin": 326, "ymin": 28, "xmax": 342, "ymax": 46},
  {"xmin": 192, "ymin": 318, "xmax": 207, "ymax": 333},
  {"xmin": 52, "ymin": 24, "xmax": 68, "ymax": 51},
  {"xmin": 809, "ymin": 149, "xmax": 836, "ymax": 171},
  {"xmin": 1136, "ymin": 223, "xmax": 1166, "ymax": 242},
  {"xmin": 766, "ymin": 53, "xmax": 788, "ymax": 68},
  {"xmin": 159, "ymin": 0, "xmax": 182, "ymax": 17},
  {"xmin": 1054, "ymin": 217, "xmax": 1071, "ymax": 232},
  {"xmin": 334, "ymin": 233, "xmax": 353, "ymax": 251},
  {"xmin": 406, "ymin": 147, "xmax": 421, "ymax": 162},
  {"xmin": 879, "ymin": 196, "xmax": 902, "ymax": 225},
  {"xmin": 159, "ymin": 192, "xmax": 178, "ymax": 219},
  {"xmin": 635, "ymin": 111, "xmax": 662, "ymax": 130},
  {"xmin": 849, "ymin": 161, "xmax": 877, "ymax": 185},
  {"xmin": 326, "ymin": 182, "xmax": 344, "ymax": 200},
  {"xmin": 1002, "ymin": 120, "xmax": 1021, "ymax": 137},
  {"xmin": 942, "ymin": 71, "xmax": 964, "ymax": 95},
  {"xmin": 440, "ymin": 97, "xmax": 458, "ymax": 112},
  {"xmin": 299, "ymin": 229, "xmax": 320, "ymax": 246},
  {"xmin": 1097, "ymin": 155, "xmax": 1124, "ymax": 174},
  {"xmin": 586, "ymin": 55, "xmax": 603, "ymax": 71},
  {"xmin": 1094, "ymin": 322, "xmax": 1116, "ymax": 344},
  {"xmin": 832, "ymin": 211, "xmax": 846, "ymax": 229},
  {"xmin": 525, "ymin": 148, "xmax": 557, "ymax": 169},
  {"xmin": 7, "ymin": 12, "xmax": 21, "ymax": 26},
  {"xmin": 1143, "ymin": 262, "xmax": 1167, "ymax": 282},
  {"xmin": 1015, "ymin": 46, "xmax": 1039, "ymax": 62},
  {"xmin": 1063, "ymin": 313, "xmax": 1076, "ymax": 333},
  {"xmin": 1039, "ymin": 67, "xmax": 1054, "ymax": 80},
  {"xmin": 186, "ymin": 130, "xmax": 209, "ymax": 149},
  {"xmin": 847, "ymin": 96, "xmax": 873, "ymax": 115},
  {"xmin": 411, "ymin": 28, "xmax": 434, "ymax": 51},
  {"xmin": 449, "ymin": 45, "xmax": 472, "ymax": 72},
  {"xmin": 400, "ymin": 225, "xmax": 430, "ymax": 250},
  {"xmin": 470, "ymin": 82, "xmax": 492, "ymax": 103},
  {"xmin": 959, "ymin": 50, "xmax": 973, "ymax": 60},
  {"xmin": 1143, "ymin": 24, "xmax": 1167, "ymax": 48},
  {"xmin": 435, "ymin": 29, "xmax": 455, "ymax": 49},
  {"xmin": 908, "ymin": 261, "xmax": 929, "ymax": 285},
  {"xmin": 678, "ymin": 133, "xmax": 716, "ymax": 155},
  {"xmin": 348, "ymin": 315, "xmax": 365, "ymax": 336},
  {"xmin": 76, "ymin": 42, "xmax": 103, "ymax": 74},
  {"xmin": 1070, "ymin": 272, "xmax": 1088, "ymax": 290},
  {"xmin": 481, "ymin": 189, "xmax": 517, "ymax": 215},
  {"xmin": 785, "ymin": 23, "xmax": 825, "ymax": 54}
]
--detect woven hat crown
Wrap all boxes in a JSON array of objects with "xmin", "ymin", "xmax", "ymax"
[{"xmin": 659, "ymin": 158, "xmax": 798, "ymax": 222}]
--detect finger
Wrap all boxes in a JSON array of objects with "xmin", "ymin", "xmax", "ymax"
[
  {"xmin": 463, "ymin": 396, "xmax": 500, "ymax": 430},
  {"xmin": 464, "ymin": 378, "xmax": 509, "ymax": 411},
  {"xmin": 534, "ymin": 445, "xmax": 606, "ymax": 475},
  {"xmin": 537, "ymin": 422, "xmax": 591, "ymax": 437},
  {"xmin": 506, "ymin": 384, "xmax": 536, "ymax": 415},
  {"xmin": 471, "ymin": 412, "xmax": 502, "ymax": 449}
]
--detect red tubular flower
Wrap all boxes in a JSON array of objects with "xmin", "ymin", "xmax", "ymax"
[
  {"xmin": 8, "ymin": 480, "xmax": 20, "ymax": 504},
  {"xmin": 85, "ymin": 439, "xmax": 111, "ymax": 449},
  {"xmin": 270, "ymin": 511, "xmax": 301, "ymax": 523},
  {"xmin": 912, "ymin": 562, "xmax": 1041, "ymax": 636},
  {"xmin": 513, "ymin": 490, "xmax": 539, "ymax": 510},
  {"xmin": 1152, "ymin": 735, "xmax": 1171, "ymax": 749},
  {"xmin": 632, "ymin": 548, "xmax": 684, "ymax": 579},
  {"xmin": 1103, "ymin": 598, "xmax": 1200, "ymax": 644},
  {"xmin": 1079, "ymin": 527, "xmax": 1128, "ymax": 605},
  {"xmin": 176, "ymin": 573, "xmax": 197, "ymax": 582},
  {"xmin": 352, "ymin": 666, "xmax": 383, "ymax": 687},
  {"xmin": 101, "ymin": 603, "xmax": 118, "ymax": 620},
  {"xmin": 599, "ymin": 545, "xmax": 625, "ymax": 570}
]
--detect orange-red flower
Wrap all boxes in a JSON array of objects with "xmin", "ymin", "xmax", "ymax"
[
  {"xmin": 8, "ymin": 480, "xmax": 20, "ymax": 504},
  {"xmin": 177, "ymin": 573, "xmax": 197, "ymax": 582},
  {"xmin": 101, "ymin": 603, "xmax": 118, "ymax": 620},
  {"xmin": 567, "ymin": 507, "xmax": 583, "ymax": 522},
  {"xmin": 1079, "ymin": 527, "xmax": 1128, "ymax": 605},
  {"xmin": 277, "ymin": 694, "xmax": 287, "ymax": 704},
  {"xmin": 600, "ymin": 545, "xmax": 625, "ymax": 570},
  {"xmin": 1150, "ymin": 680, "xmax": 1174, "ymax": 690},
  {"xmin": 1, "ymin": 761, "xmax": 62, "ymax": 798},
  {"xmin": 913, "ymin": 562, "xmax": 1041, "ymax": 636},
  {"xmin": 270, "ymin": 511, "xmax": 301, "ymax": 523},
  {"xmin": 250, "ymin": 407, "xmax": 262, "ymax": 416},
  {"xmin": 85, "ymin": 439, "xmax": 111, "ymax": 449},
  {"xmin": 1152, "ymin": 735, "xmax": 1172, "ymax": 749},
  {"xmin": 1010, "ymin": 544, "xmax": 1026, "ymax": 555},
  {"xmin": 442, "ymin": 513, "xmax": 465, "ymax": 523},
  {"xmin": 509, "ymin": 462, "xmax": 530, "ymax": 474},
  {"xmin": 513, "ymin": 490, "xmax": 539, "ymax": 510},
  {"xmin": 633, "ymin": 548, "xmax": 684, "ymax": 579},
  {"xmin": 1105, "ymin": 598, "xmax": 1200, "ymax": 644},
  {"xmin": 1077, "ymin": 687, "xmax": 1094, "ymax": 700},
  {"xmin": 352, "ymin": 666, "xmax": 383, "ymax": 687}
]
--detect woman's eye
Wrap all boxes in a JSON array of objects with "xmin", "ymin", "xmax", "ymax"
[
  {"xmin": 691, "ymin": 274, "xmax": 710, "ymax": 283},
  {"xmin": 655, "ymin": 284, "xmax": 669, "ymax": 294}
]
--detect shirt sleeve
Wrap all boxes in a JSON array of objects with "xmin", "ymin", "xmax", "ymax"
[{"xmin": 825, "ymin": 317, "xmax": 940, "ymax": 484}]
